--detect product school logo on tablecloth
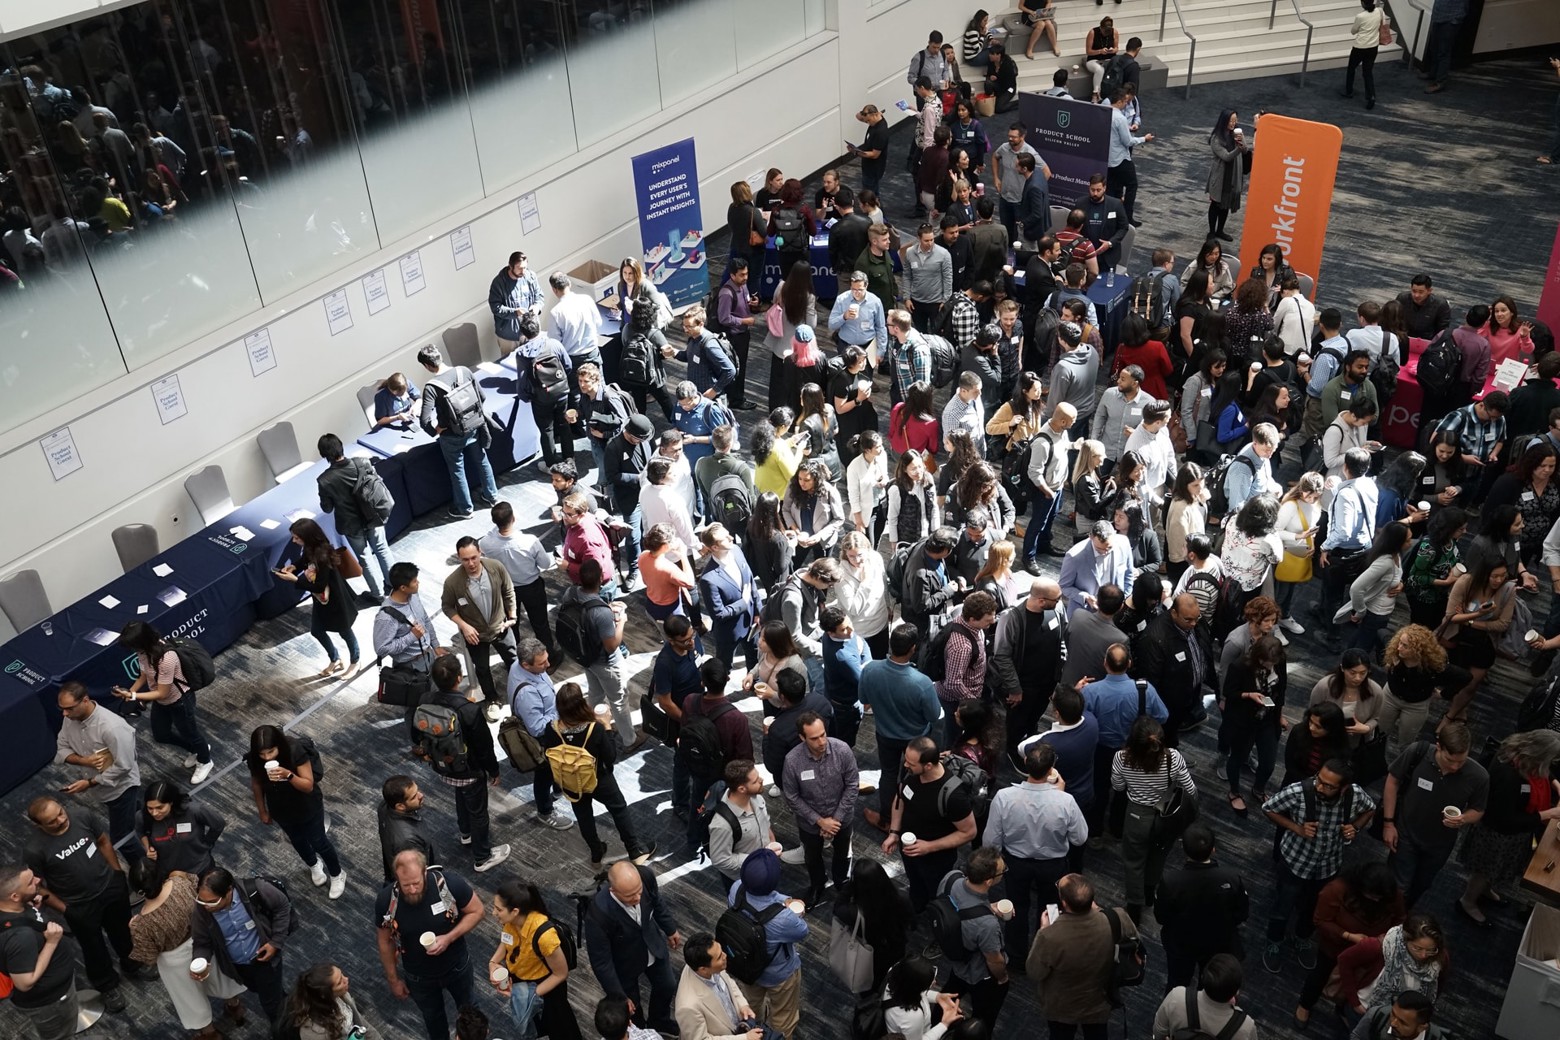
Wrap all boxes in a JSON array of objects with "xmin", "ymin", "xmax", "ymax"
[
  {"xmin": 1056, "ymin": 110, "xmax": 1071, "ymax": 129},
  {"xmin": 6, "ymin": 660, "xmax": 51, "ymax": 687}
]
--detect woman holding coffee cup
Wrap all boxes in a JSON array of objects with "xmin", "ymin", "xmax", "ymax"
[
  {"xmin": 127, "ymin": 857, "xmax": 245, "ymax": 1040},
  {"xmin": 488, "ymin": 880, "xmax": 582, "ymax": 1040},
  {"xmin": 244, "ymin": 725, "xmax": 346, "ymax": 899}
]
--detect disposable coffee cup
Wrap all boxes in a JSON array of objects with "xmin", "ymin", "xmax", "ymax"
[
  {"xmin": 768, "ymin": 841, "xmax": 783, "ymax": 854},
  {"xmin": 594, "ymin": 704, "xmax": 610, "ymax": 718},
  {"xmin": 189, "ymin": 957, "xmax": 208, "ymax": 976},
  {"xmin": 492, "ymin": 967, "xmax": 509, "ymax": 985},
  {"xmin": 1417, "ymin": 501, "xmax": 1432, "ymax": 513},
  {"xmin": 1443, "ymin": 806, "xmax": 1462, "ymax": 820},
  {"xmin": 994, "ymin": 898, "xmax": 1015, "ymax": 920},
  {"xmin": 264, "ymin": 760, "xmax": 281, "ymax": 774},
  {"xmin": 786, "ymin": 899, "xmax": 806, "ymax": 914},
  {"xmin": 900, "ymin": 831, "xmax": 918, "ymax": 847},
  {"xmin": 419, "ymin": 931, "xmax": 436, "ymax": 948},
  {"xmin": 1527, "ymin": 629, "xmax": 1541, "ymax": 644}
]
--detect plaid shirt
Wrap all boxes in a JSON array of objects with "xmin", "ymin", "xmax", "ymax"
[
  {"xmin": 948, "ymin": 293, "xmax": 981, "ymax": 351},
  {"xmin": 1263, "ymin": 781, "xmax": 1376, "ymax": 880},
  {"xmin": 1435, "ymin": 402, "xmax": 1506, "ymax": 463},
  {"xmin": 935, "ymin": 620, "xmax": 987, "ymax": 702},
  {"xmin": 890, "ymin": 332, "xmax": 932, "ymax": 398}
]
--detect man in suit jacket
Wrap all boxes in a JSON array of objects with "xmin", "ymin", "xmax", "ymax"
[
  {"xmin": 441, "ymin": 535, "xmax": 517, "ymax": 721},
  {"xmin": 1131, "ymin": 594, "xmax": 1215, "ymax": 747},
  {"xmin": 1015, "ymin": 153, "xmax": 1050, "ymax": 247},
  {"xmin": 584, "ymin": 862, "xmax": 683, "ymax": 1035},
  {"xmin": 1057, "ymin": 523, "xmax": 1133, "ymax": 618},
  {"xmin": 696, "ymin": 524, "xmax": 758, "ymax": 675},
  {"xmin": 675, "ymin": 932, "xmax": 761, "ymax": 1040}
]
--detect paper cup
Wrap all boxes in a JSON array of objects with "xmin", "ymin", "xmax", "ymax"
[
  {"xmin": 189, "ymin": 957, "xmax": 208, "ymax": 975},
  {"xmin": 1443, "ymin": 806, "xmax": 1462, "ymax": 820},
  {"xmin": 264, "ymin": 760, "xmax": 281, "ymax": 774},
  {"xmin": 786, "ymin": 899, "xmax": 806, "ymax": 914},
  {"xmin": 768, "ymin": 841, "xmax": 783, "ymax": 854},
  {"xmin": 492, "ymin": 967, "xmax": 509, "ymax": 985},
  {"xmin": 1527, "ymin": 629, "xmax": 1542, "ymax": 644},
  {"xmin": 419, "ymin": 931, "xmax": 437, "ymax": 948},
  {"xmin": 1417, "ymin": 501, "xmax": 1432, "ymax": 513},
  {"xmin": 900, "ymin": 831, "xmax": 918, "ymax": 847},
  {"xmin": 994, "ymin": 899, "xmax": 1015, "ymax": 920},
  {"xmin": 594, "ymin": 704, "xmax": 610, "ymax": 718}
]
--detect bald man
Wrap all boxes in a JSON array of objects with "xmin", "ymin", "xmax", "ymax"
[
  {"xmin": 584, "ymin": 861, "xmax": 684, "ymax": 1035},
  {"xmin": 1133, "ymin": 592, "xmax": 1214, "ymax": 747},
  {"xmin": 991, "ymin": 577, "xmax": 1069, "ymax": 763}
]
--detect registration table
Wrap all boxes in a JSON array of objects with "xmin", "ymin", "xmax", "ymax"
[
  {"xmin": 755, "ymin": 231, "xmax": 904, "ymax": 303},
  {"xmin": 1011, "ymin": 270, "xmax": 1133, "ymax": 354}
]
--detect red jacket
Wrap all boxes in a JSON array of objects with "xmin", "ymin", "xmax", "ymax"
[{"xmin": 1311, "ymin": 878, "xmax": 1404, "ymax": 958}]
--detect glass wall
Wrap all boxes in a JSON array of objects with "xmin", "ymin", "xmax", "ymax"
[{"xmin": 0, "ymin": 0, "xmax": 827, "ymax": 436}]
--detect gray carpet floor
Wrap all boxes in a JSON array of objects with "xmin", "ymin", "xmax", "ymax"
[{"xmin": 3, "ymin": 55, "xmax": 1557, "ymax": 1040}]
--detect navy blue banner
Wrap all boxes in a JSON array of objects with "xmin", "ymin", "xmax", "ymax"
[
  {"xmin": 1017, "ymin": 92, "xmax": 1113, "ymax": 207},
  {"xmin": 631, "ymin": 138, "xmax": 707, "ymax": 308}
]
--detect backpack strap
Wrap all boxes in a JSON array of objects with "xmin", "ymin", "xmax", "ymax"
[
  {"xmin": 531, "ymin": 919, "xmax": 563, "ymax": 974},
  {"xmin": 1213, "ymin": 1009, "xmax": 1248, "ymax": 1040},
  {"xmin": 1301, "ymin": 777, "xmax": 1317, "ymax": 823},
  {"xmin": 1185, "ymin": 987, "xmax": 1200, "ymax": 1031},
  {"xmin": 1102, "ymin": 906, "xmax": 1122, "ymax": 945}
]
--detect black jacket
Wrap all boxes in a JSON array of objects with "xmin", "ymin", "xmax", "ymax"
[
  {"xmin": 604, "ymin": 433, "xmax": 652, "ymax": 512},
  {"xmin": 902, "ymin": 544, "xmax": 959, "ymax": 631},
  {"xmin": 377, "ymin": 803, "xmax": 438, "ymax": 882},
  {"xmin": 317, "ymin": 457, "xmax": 378, "ymax": 536},
  {"xmin": 1154, "ymin": 859, "xmax": 1248, "ymax": 960},
  {"xmin": 830, "ymin": 213, "xmax": 873, "ymax": 278},
  {"xmin": 583, "ymin": 865, "xmax": 680, "ymax": 998},
  {"xmin": 1133, "ymin": 612, "xmax": 1214, "ymax": 714},
  {"xmin": 192, "ymin": 878, "xmax": 292, "ymax": 980}
]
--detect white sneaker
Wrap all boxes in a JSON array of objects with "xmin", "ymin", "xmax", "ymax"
[
  {"xmin": 328, "ymin": 872, "xmax": 346, "ymax": 900},
  {"xmin": 538, "ymin": 812, "xmax": 574, "ymax": 831},
  {"xmin": 310, "ymin": 860, "xmax": 328, "ymax": 887},
  {"xmin": 780, "ymin": 846, "xmax": 807, "ymax": 865},
  {"xmin": 476, "ymin": 844, "xmax": 513, "ymax": 872},
  {"xmin": 1279, "ymin": 616, "xmax": 1305, "ymax": 634},
  {"xmin": 190, "ymin": 760, "xmax": 214, "ymax": 785},
  {"xmin": 182, "ymin": 753, "xmax": 199, "ymax": 768},
  {"xmin": 1274, "ymin": 628, "xmax": 1290, "ymax": 646}
]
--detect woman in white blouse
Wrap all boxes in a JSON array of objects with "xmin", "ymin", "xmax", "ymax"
[
  {"xmin": 1343, "ymin": 0, "xmax": 1388, "ymax": 109},
  {"xmin": 845, "ymin": 430, "xmax": 890, "ymax": 545},
  {"xmin": 1343, "ymin": 522, "xmax": 1410, "ymax": 655},
  {"xmin": 834, "ymin": 531, "xmax": 894, "ymax": 659},
  {"xmin": 1274, "ymin": 474, "xmax": 1323, "ymax": 629},
  {"xmin": 882, "ymin": 957, "xmax": 964, "ymax": 1040}
]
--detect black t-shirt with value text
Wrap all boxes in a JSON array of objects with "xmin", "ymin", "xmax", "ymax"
[{"xmin": 23, "ymin": 812, "xmax": 113, "ymax": 905}]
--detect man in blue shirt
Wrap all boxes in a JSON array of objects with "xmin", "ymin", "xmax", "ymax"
[
  {"xmin": 726, "ymin": 850, "xmax": 808, "ymax": 1040},
  {"xmin": 1302, "ymin": 308, "xmax": 1348, "ymax": 443},
  {"xmin": 507, "ymin": 641, "xmax": 575, "ymax": 833},
  {"xmin": 860, "ymin": 623, "xmax": 942, "ymax": 831},
  {"xmin": 1083, "ymin": 643, "xmax": 1168, "ymax": 830},
  {"xmin": 670, "ymin": 307, "xmax": 738, "ymax": 401},
  {"xmin": 1106, "ymin": 89, "xmax": 1152, "ymax": 227},
  {"xmin": 820, "ymin": 606, "xmax": 870, "ymax": 748},
  {"xmin": 372, "ymin": 371, "xmax": 419, "ymax": 427},
  {"xmin": 1318, "ymin": 448, "xmax": 1379, "ymax": 625}
]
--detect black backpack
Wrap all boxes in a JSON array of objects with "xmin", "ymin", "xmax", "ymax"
[
  {"xmin": 556, "ymin": 595, "xmax": 609, "ymax": 667},
  {"xmin": 431, "ymin": 367, "xmax": 487, "ymax": 434},
  {"xmin": 1030, "ymin": 307, "xmax": 1061, "ymax": 370},
  {"xmin": 1129, "ymin": 270, "xmax": 1169, "ymax": 330},
  {"xmin": 159, "ymin": 639, "xmax": 216, "ymax": 693},
  {"xmin": 1416, "ymin": 328, "xmax": 1462, "ymax": 398},
  {"xmin": 1050, "ymin": 236, "xmax": 1083, "ymax": 278},
  {"xmin": 1102, "ymin": 907, "xmax": 1146, "ymax": 1007},
  {"xmin": 1001, "ymin": 432, "xmax": 1040, "ymax": 512},
  {"xmin": 709, "ymin": 471, "xmax": 755, "ymax": 529},
  {"xmin": 349, "ymin": 459, "xmax": 395, "ymax": 527},
  {"xmin": 1206, "ymin": 453, "xmax": 1255, "ymax": 520},
  {"xmin": 715, "ymin": 887, "xmax": 785, "ymax": 984},
  {"xmin": 925, "ymin": 333, "xmax": 958, "ymax": 388},
  {"xmin": 676, "ymin": 701, "xmax": 736, "ymax": 775},
  {"xmin": 1517, "ymin": 671, "xmax": 1560, "ymax": 732},
  {"xmin": 1170, "ymin": 988, "xmax": 1248, "ymax": 1040},
  {"xmin": 920, "ymin": 622, "xmax": 973, "ymax": 682},
  {"xmin": 619, "ymin": 331, "xmax": 661, "ymax": 388},
  {"xmin": 886, "ymin": 540, "xmax": 920, "ymax": 605},
  {"xmin": 929, "ymin": 872, "xmax": 992, "ymax": 959},
  {"xmin": 772, "ymin": 208, "xmax": 804, "ymax": 246},
  {"xmin": 691, "ymin": 781, "xmax": 739, "ymax": 862},
  {"xmin": 1099, "ymin": 54, "xmax": 1130, "ymax": 100},
  {"xmin": 533, "ymin": 917, "xmax": 580, "ymax": 971},
  {"xmin": 531, "ymin": 349, "xmax": 570, "ymax": 404},
  {"xmin": 247, "ymin": 875, "xmax": 301, "ymax": 935},
  {"xmin": 1368, "ymin": 328, "xmax": 1402, "ymax": 400}
]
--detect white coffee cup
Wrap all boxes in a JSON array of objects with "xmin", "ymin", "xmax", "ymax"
[
  {"xmin": 1526, "ymin": 629, "xmax": 1541, "ymax": 644},
  {"xmin": 492, "ymin": 967, "xmax": 509, "ymax": 985},
  {"xmin": 1443, "ymin": 806, "xmax": 1463, "ymax": 820},
  {"xmin": 189, "ymin": 957, "xmax": 209, "ymax": 976},
  {"xmin": 994, "ymin": 898, "xmax": 1015, "ymax": 920},
  {"xmin": 594, "ymin": 704, "xmax": 610, "ymax": 718},
  {"xmin": 264, "ymin": 760, "xmax": 281, "ymax": 774},
  {"xmin": 1417, "ymin": 501, "xmax": 1432, "ymax": 513},
  {"xmin": 419, "ymin": 931, "xmax": 437, "ymax": 948},
  {"xmin": 787, "ymin": 898, "xmax": 806, "ymax": 914},
  {"xmin": 768, "ymin": 841, "xmax": 783, "ymax": 854},
  {"xmin": 900, "ymin": 831, "xmax": 918, "ymax": 848}
]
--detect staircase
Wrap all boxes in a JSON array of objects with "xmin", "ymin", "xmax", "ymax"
[{"xmin": 1002, "ymin": 0, "xmax": 1401, "ymax": 92}]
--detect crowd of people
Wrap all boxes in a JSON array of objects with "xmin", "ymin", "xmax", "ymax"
[{"xmin": 6, "ymin": 8, "xmax": 1560, "ymax": 1040}]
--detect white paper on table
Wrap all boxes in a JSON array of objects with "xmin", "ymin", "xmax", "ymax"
[
  {"xmin": 98, "ymin": 595, "xmax": 121, "ymax": 609},
  {"xmin": 1492, "ymin": 357, "xmax": 1529, "ymax": 393},
  {"xmin": 85, "ymin": 628, "xmax": 118, "ymax": 647},
  {"xmin": 232, "ymin": 527, "xmax": 255, "ymax": 542},
  {"xmin": 152, "ymin": 563, "xmax": 174, "ymax": 577},
  {"xmin": 157, "ymin": 586, "xmax": 187, "ymax": 607},
  {"xmin": 284, "ymin": 508, "xmax": 315, "ymax": 522},
  {"xmin": 136, "ymin": 605, "xmax": 149, "ymax": 615},
  {"xmin": 259, "ymin": 518, "xmax": 281, "ymax": 530}
]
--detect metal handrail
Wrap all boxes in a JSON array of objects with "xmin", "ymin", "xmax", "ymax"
[
  {"xmin": 1269, "ymin": 0, "xmax": 1316, "ymax": 85},
  {"xmin": 1158, "ymin": 0, "xmax": 1197, "ymax": 99}
]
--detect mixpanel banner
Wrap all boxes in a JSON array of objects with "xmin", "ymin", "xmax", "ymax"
[
  {"xmin": 1239, "ymin": 114, "xmax": 1343, "ymax": 300},
  {"xmin": 1537, "ymin": 222, "xmax": 1560, "ymax": 334},
  {"xmin": 630, "ymin": 138, "xmax": 708, "ymax": 308},
  {"xmin": 1016, "ymin": 91, "xmax": 1112, "ymax": 207}
]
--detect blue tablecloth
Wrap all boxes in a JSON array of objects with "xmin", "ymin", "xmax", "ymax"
[
  {"xmin": 756, "ymin": 231, "xmax": 905, "ymax": 305},
  {"xmin": 205, "ymin": 459, "xmax": 345, "ymax": 619},
  {"xmin": 1012, "ymin": 271, "xmax": 1133, "ymax": 353}
]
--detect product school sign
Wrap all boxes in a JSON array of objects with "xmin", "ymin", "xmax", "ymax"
[
  {"xmin": 1016, "ymin": 92, "xmax": 1113, "ymax": 208},
  {"xmin": 1239, "ymin": 114, "xmax": 1343, "ymax": 300},
  {"xmin": 631, "ymin": 138, "xmax": 708, "ymax": 308}
]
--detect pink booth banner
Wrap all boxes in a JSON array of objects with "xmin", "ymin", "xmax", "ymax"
[{"xmin": 1380, "ymin": 337, "xmax": 1431, "ymax": 449}]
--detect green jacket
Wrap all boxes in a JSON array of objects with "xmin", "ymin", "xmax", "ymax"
[
  {"xmin": 855, "ymin": 246, "xmax": 897, "ymax": 316},
  {"xmin": 1320, "ymin": 374, "xmax": 1378, "ymax": 429}
]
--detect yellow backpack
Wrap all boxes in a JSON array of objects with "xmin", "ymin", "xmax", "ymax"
[{"xmin": 545, "ymin": 722, "xmax": 600, "ymax": 802}]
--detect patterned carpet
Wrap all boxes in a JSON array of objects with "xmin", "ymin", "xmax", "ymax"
[{"xmin": 2, "ymin": 56, "xmax": 1556, "ymax": 1040}]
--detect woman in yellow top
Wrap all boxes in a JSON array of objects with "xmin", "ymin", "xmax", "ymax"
[
  {"xmin": 488, "ymin": 880, "xmax": 581, "ymax": 1040},
  {"xmin": 751, "ymin": 407, "xmax": 806, "ymax": 496}
]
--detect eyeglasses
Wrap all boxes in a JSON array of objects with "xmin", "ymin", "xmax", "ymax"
[{"xmin": 1407, "ymin": 942, "xmax": 1440, "ymax": 957}]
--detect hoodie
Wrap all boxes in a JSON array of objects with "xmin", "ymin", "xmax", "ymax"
[{"xmin": 1047, "ymin": 346, "xmax": 1099, "ymax": 421}]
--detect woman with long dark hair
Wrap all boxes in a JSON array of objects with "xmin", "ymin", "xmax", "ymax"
[
  {"xmin": 139, "ymin": 779, "xmax": 225, "ymax": 877},
  {"xmin": 487, "ymin": 880, "xmax": 581, "ymax": 1040},
  {"xmin": 845, "ymin": 431, "xmax": 890, "ymax": 542},
  {"xmin": 1221, "ymin": 493, "xmax": 1284, "ymax": 611},
  {"xmin": 1374, "ymin": 451, "xmax": 1428, "ymax": 529},
  {"xmin": 728, "ymin": 180, "xmax": 767, "ymax": 283},
  {"xmin": 245, "ymin": 724, "xmax": 345, "ymax": 897},
  {"xmin": 890, "ymin": 380, "xmax": 941, "ymax": 456},
  {"xmin": 1422, "ymin": 429, "xmax": 1470, "ymax": 507},
  {"xmin": 1113, "ymin": 313, "xmax": 1172, "ymax": 400},
  {"xmin": 113, "ymin": 619, "xmax": 214, "ymax": 784},
  {"xmin": 765, "ymin": 261, "xmax": 817, "ymax": 411},
  {"xmin": 985, "ymin": 371, "xmax": 1045, "ymax": 457},
  {"xmin": 797, "ymin": 381, "xmax": 841, "ymax": 477},
  {"xmin": 883, "ymin": 956, "xmax": 964, "ymax": 1040},
  {"xmin": 1481, "ymin": 295, "xmax": 1534, "ymax": 374},
  {"xmin": 273, "ymin": 516, "xmax": 360, "ymax": 675},
  {"xmin": 1222, "ymin": 633, "xmax": 1287, "ymax": 814},
  {"xmin": 948, "ymin": 461, "xmax": 1016, "ymax": 540},
  {"xmin": 752, "ymin": 408, "xmax": 805, "ymax": 497},
  {"xmin": 1463, "ymin": 503, "xmax": 1536, "ymax": 591},
  {"xmin": 1281, "ymin": 701, "xmax": 1352, "ymax": 787},
  {"xmin": 1180, "ymin": 349, "xmax": 1227, "ymax": 457},
  {"xmin": 1165, "ymin": 463, "xmax": 1208, "ymax": 585},
  {"xmin": 1296, "ymin": 861, "xmax": 1404, "ymax": 1025},
  {"xmin": 1402, "ymin": 506, "xmax": 1467, "ymax": 628},
  {"xmin": 1183, "ymin": 240, "xmax": 1236, "ymax": 302},
  {"xmin": 543, "ymin": 684, "xmax": 654, "ymax": 871},
  {"xmin": 745, "ymin": 490, "xmax": 794, "ymax": 591},
  {"xmin": 834, "ymin": 859, "xmax": 913, "ymax": 995},
  {"xmin": 1202, "ymin": 370, "xmax": 1249, "ymax": 457},
  {"xmin": 1205, "ymin": 110, "xmax": 1250, "ymax": 242},
  {"xmin": 285, "ymin": 962, "xmax": 381, "ymax": 1040},
  {"xmin": 882, "ymin": 450, "xmax": 941, "ymax": 551},
  {"xmin": 782, "ymin": 459, "xmax": 846, "ymax": 565},
  {"xmin": 1309, "ymin": 649, "xmax": 1384, "ymax": 747},
  {"xmin": 1172, "ymin": 269, "xmax": 1216, "ymax": 368},
  {"xmin": 1112, "ymin": 715, "xmax": 1197, "ymax": 921},
  {"xmin": 1344, "ymin": 522, "xmax": 1410, "ymax": 655},
  {"xmin": 1251, "ymin": 244, "xmax": 1294, "ymax": 307},
  {"xmin": 1441, "ymin": 555, "xmax": 1514, "ymax": 726},
  {"xmin": 1486, "ymin": 442, "xmax": 1560, "ymax": 564}
]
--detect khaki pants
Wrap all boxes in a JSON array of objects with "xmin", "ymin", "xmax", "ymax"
[{"xmin": 737, "ymin": 968, "xmax": 802, "ymax": 1040}]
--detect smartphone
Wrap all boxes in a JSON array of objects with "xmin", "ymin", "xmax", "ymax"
[{"xmin": 1045, "ymin": 903, "xmax": 1060, "ymax": 926}]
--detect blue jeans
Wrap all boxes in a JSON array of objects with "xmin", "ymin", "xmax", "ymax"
[
  {"xmin": 311, "ymin": 606, "xmax": 360, "ymax": 663},
  {"xmin": 343, "ymin": 525, "xmax": 393, "ymax": 597},
  {"xmin": 508, "ymin": 979, "xmax": 544, "ymax": 1040},
  {"xmin": 437, "ymin": 431, "xmax": 498, "ymax": 515},
  {"xmin": 151, "ymin": 693, "xmax": 210, "ymax": 763},
  {"xmin": 1023, "ymin": 489, "xmax": 1062, "ymax": 560},
  {"xmin": 404, "ymin": 956, "xmax": 474, "ymax": 1040},
  {"xmin": 1348, "ymin": 611, "xmax": 1391, "ymax": 656}
]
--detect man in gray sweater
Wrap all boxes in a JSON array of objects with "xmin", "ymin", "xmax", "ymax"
[
  {"xmin": 900, "ymin": 225, "xmax": 954, "ymax": 335},
  {"xmin": 1045, "ymin": 322, "xmax": 1098, "ymax": 428}
]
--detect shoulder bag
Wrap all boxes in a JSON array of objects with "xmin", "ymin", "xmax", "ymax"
[
  {"xmin": 1274, "ymin": 504, "xmax": 1313, "ymax": 583},
  {"xmin": 334, "ymin": 544, "xmax": 364, "ymax": 579},
  {"xmin": 374, "ymin": 607, "xmax": 434, "ymax": 707},
  {"xmin": 1149, "ymin": 752, "xmax": 1198, "ymax": 847},
  {"xmin": 1378, "ymin": 11, "xmax": 1394, "ymax": 47},
  {"xmin": 827, "ymin": 905, "xmax": 876, "ymax": 993}
]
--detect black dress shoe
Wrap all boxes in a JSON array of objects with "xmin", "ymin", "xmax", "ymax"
[
  {"xmin": 1340, "ymin": 91, "xmax": 1355, "ymax": 99},
  {"xmin": 1455, "ymin": 900, "xmax": 1492, "ymax": 928},
  {"xmin": 1214, "ymin": 231, "xmax": 1233, "ymax": 242}
]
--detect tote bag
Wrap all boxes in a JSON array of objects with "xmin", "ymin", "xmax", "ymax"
[
  {"xmin": 1274, "ymin": 505, "xmax": 1313, "ymax": 583},
  {"xmin": 828, "ymin": 906, "xmax": 876, "ymax": 993}
]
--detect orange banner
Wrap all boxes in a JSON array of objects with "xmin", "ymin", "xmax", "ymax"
[{"xmin": 1239, "ymin": 114, "xmax": 1343, "ymax": 301}]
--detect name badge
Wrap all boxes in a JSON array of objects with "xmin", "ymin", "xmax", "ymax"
[
  {"xmin": 1416, "ymin": 776, "xmax": 1435, "ymax": 792},
  {"xmin": 1340, "ymin": 390, "xmax": 1352, "ymax": 401},
  {"xmin": 1047, "ymin": 616, "xmax": 1059, "ymax": 630},
  {"xmin": 458, "ymin": 597, "xmax": 469, "ymax": 606},
  {"xmin": 1523, "ymin": 490, "xmax": 1537, "ymax": 502},
  {"xmin": 1200, "ymin": 387, "xmax": 1213, "ymax": 399},
  {"xmin": 1136, "ymin": 620, "xmax": 1146, "ymax": 632},
  {"xmin": 1521, "ymin": 783, "xmax": 1533, "ymax": 794},
  {"xmin": 1175, "ymin": 652, "xmax": 1187, "ymax": 662},
  {"xmin": 175, "ymin": 823, "xmax": 193, "ymax": 834},
  {"xmin": 501, "ymin": 931, "xmax": 516, "ymax": 946},
  {"xmin": 1421, "ymin": 475, "xmax": 1436, "ymax": 485},
  {"xmin": 1514, "ymin": 540, "xmax": 1522, "ymax": 553},
  {"xmin": 430, "ymin": 901, "xmax": 447, "ymax": 915},
  {"xmin": 801, "ymin": 769, "xmax": 816, "ymax": 781},
  {"xmin": 902, "ymin": 785, "xmax": 915, "ymax": 801},
  {"xmin": 244, "ymin": 919, "xmax": 256, "ymax": 931},
  {"xmin": 86, "ymin": 843, "xmax": 96, "ymax": 858},
  {"xmin": 860, "ymin": 320, "xmax": 873, "ymax": 333}
]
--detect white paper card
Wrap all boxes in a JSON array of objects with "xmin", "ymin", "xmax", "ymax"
[
  {"xmin": 284, "ymin": 508, "xmax": 315, "ymax": 522},
  {"xmin": 137, "ymin": 605, "xmax": 149, "ymax": 615},
  {"xmin": 363, "ymin": 269, "xmax": 391, "ymax": 315},
  {"xmin": 99, "ymin": 595, "xmax": 120, "ymax": 609},
  {"xmin": 400, "ymin": 251, "xmax": 426, "ymax": 296},
  {"xmin": 85, "ymin": 628, "xmax": 118, "ymax": 647},
  {"xmin": 260, "ymin": 519, "xmax": 281, "ymax": 530},
  {"xmin": 324, "ymin": 289, "xmax": 353, "ymax": 336},
  {"xmin": 1493, "ymin": 358, "xmax": 1529, "ymax": 393},
  {"xmin": 152, "ymin": 563, "xmax": 174, "ymax": 577},
  {"xmin": 245, "ymin": 328, "xmax": 276, "ymax": 377},
  {"xmin": 40, "ymin": 427, "xmax": 83, "ymax": 481},
  {"xmin": 451, "ymin": 226, "xmax": 475, "ymax": 270},
  {"xmin": 151, "ymin": 375, "xmax": 187, "ymax": 425},
  {"xmin": 518, "ymin": 192, "xmax": 541, "ymax": 234},
  {"xmin": 1416, "ymin": 776, "xmax": 1435, "ymax": 792}
]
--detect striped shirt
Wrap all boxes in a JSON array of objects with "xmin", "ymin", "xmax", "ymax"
[
  {"xmin": 1111, "ymin": 749, "xmax": 1197, "ymax": 806},
  {"xmin": 936, "ymin": 621, "xmax": 987, "ymax": 703}
]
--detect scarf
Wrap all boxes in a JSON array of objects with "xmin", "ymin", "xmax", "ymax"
[
  {"xmin": 1372, "ymin": 925, "xmax": 1441, "ymax": 1009},
  {"xmin": 1526, "ymin": 773, "xmax": 1555, "ymax": 816}
]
